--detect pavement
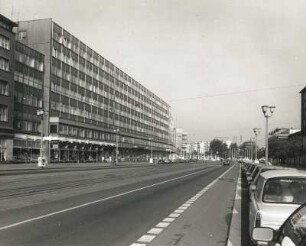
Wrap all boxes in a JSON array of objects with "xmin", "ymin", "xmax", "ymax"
[{"xmin": 0, "ymin": 161, "xmax": 151, "ymax": 170}]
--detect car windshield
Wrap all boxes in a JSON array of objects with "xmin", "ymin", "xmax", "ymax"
[{"xmin": 263, "ymin": 178, "xmax": 306, "ymax": 204}]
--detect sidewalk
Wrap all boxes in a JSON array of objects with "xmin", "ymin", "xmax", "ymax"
[
  {"xmin": 0, "ymin": 161, "xmax": 153, "ymax": 171},
  {"xmin": 131, "ymin": 164, "xmax": 240, "ymax": 246}
]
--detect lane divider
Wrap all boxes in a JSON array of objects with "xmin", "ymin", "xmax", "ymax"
[
  {"xmin": 0, "ymin": 167, "xmax": 215, "ymax": 231},
  {"xmin": 226, "ymin": 165, "xmax": 241, "ymax": 246},
  {"xmin": 130, "ymin": 164, "xmax": 236, "ymax": 246}
]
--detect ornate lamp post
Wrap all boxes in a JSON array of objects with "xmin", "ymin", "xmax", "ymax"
[
  {"xmin": 261, "ymin": 105, "xmax": 276, "ymax": 165},
  {"xmin": 113, "ymin": 128, "xmax": 119, "ymax": 165}
]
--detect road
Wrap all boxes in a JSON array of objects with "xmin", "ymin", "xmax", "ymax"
[{"xmin": 0, "ymin": 162, "xmax": 239, "ymax": 246}]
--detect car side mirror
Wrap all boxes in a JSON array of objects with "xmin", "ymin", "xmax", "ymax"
[
  {"xmin": 250, "ymin": 184, "xmax": 256, "ymax": 191},
  {"xmin": 252, "ymin": 227, "xmax": 274, "ymax": 242}
]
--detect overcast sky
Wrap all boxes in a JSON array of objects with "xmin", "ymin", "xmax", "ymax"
[{"xmin": 1, "ymin": 0, "xmax": 306, "ymax": 146}]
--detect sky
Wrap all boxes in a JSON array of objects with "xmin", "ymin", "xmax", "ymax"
[{"xmin": 1, "ymin": 0, "xmax": 306, "ymax": 146}]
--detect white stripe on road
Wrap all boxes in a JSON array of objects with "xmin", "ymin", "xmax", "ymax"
[
  {"xmin": 0, "ymin": 167, "xmax": 215, "ymax": 231},
  {"xmin": 147, "ymin": 228, "xmax": 163, "ymax": 235},
  {"xmin": 137, "ymin": 235, "xmax": 156, "ymax": 243},
  {"xmin": 163, "ymin": 218, "xmax": 175, "ymax": 222}
]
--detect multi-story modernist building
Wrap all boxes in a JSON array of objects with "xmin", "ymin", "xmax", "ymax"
[
  {"xmin": 0, "ymin": 14, "xmax": 17, "ymax": 161},
  {"xmin": 16, "ymin": 18, "xmax": 174, "ymax": 163}
]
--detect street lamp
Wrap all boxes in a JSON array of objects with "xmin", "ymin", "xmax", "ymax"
[
  {"xmin": 113, "ymin": 128, "xmax": 119, "ymax": 165},
  {"xmin": 149, "ymin": 137, "xmax": 153, "ymax": 163},
  {"xmin": 253, "ymin": 128, "xmax": 261, "ymax": 161},
  {"xmin": 261, "ymin": 105, "xmax": 276, "ymax": 165},
  {"xmin": 37, "ymin": 109, "xmax": 44, "ymax": 157}
]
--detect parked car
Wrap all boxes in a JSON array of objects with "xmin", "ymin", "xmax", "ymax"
[
  {"xmin": 249, "ymin": 169, "xmax": 306, "ymax": 244},
  {"xmin": 252, "ymin": 202, "xmax": 306, "ymax": 246}
]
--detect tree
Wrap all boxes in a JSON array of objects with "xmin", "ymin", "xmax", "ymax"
[{"xmin": 210, "ymin": 139, "xmax": 228, "ymax": 157}]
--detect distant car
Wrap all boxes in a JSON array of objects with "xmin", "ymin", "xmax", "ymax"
[
  {"xmin": 157, "ymin": 159, "xmax": 172, "ymax": 164},
  {"xmin": 249, "ymin": 169, "xmax": 306, "ymax": 244},
  {"xmin": 252, "ymin": 202, "xmax": 306, "ymax": 246},
  {"xmin": 223, "ymin": 159, "xmax": 230, "ymax": 165}
]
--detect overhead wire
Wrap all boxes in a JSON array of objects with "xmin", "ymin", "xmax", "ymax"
[{"xmin": 169, "ymin": 84, "xmax": 304, "ymax": 103}]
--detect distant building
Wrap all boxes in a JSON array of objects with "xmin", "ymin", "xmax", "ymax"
[
  {"xmin": 199, "ymin": 141, "xmax": 210, "ymax": 155},
  {"xmin": 269, "ymin": 128, "xmax": 300, "ymax": 139},
  {"xmin": 173, "ymin": 128, "xmax": 188, "ymax": 158}
]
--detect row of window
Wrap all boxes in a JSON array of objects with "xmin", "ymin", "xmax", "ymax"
[
  {"xmin": 14, "ymin": 90, "xmax": 42, "ymax": 108},
  {"xmin": 50, "ymin": 100, "xmax": 168, "ymax": 137},
  {"xmin": 15, "ymin": 120, "xmax": 40, "ymax": 132},
  {"xmin": 55, "ymin": 123, "xmax": 168, "ymax": 148},
  {"xmin": 50, "ymin": 85, "xmax": 168, "ymax": 132}
]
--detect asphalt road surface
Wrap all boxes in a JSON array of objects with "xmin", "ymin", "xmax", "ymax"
[{"xmin": 0, "ymin": 162, "xmax": 238, "ymax": 246}]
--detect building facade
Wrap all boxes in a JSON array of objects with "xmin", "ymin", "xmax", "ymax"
[
  {"xmin": 0, "ymin": 15, "xmax": 17, "ymax": 161},
  {"xmin": 13, "ymin": 41, "xmax": 45, "ymax": 161},
  {"xmin": 15, "ymin": 18, "xmax": 174, "ymax": 163}
]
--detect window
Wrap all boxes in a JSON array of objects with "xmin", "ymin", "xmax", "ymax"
[
  {"xmin": 0, "ymin": 34, "xmax": 10, "ymax": 50},
  {"xmin": 0, "ymin": 80, "xmax": 8, "ymax": 95},
  {"xmin": 0, "ymin": 57, "xmax": 9, "ymax": 71},
  {"xmin": 0, "ymin": 105, "xmax": 8, "ymax": 122},
  {"xmin": 263, "ymin": 178, "xmax": 306, "ymax": 204},
  {"xmin": 17, "ymin": 31, "xmax": 27, "ymax": 41}
]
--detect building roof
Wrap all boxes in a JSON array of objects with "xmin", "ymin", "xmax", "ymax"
[
  {"xmin": 300, "ymin": 86, "xmax": 306, "ymax": 94},
  {"xmin": 260, "ymin": 169, "xmax": 306, "ymax": 179},
  {"xmin": 0, "ymin": 14, "xmax": 18, "ymax": 28}
]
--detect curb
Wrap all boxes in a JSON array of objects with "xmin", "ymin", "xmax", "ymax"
[{"xmin": 227, "ymin": 164, "xmax": 241, "ymax": 246}]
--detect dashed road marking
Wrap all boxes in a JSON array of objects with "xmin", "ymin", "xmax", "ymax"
[
  {"xmin": 138, "ymin": 235, "xmax": 156, "ymax": 243},
  {"xmin": 163, "ymin": 218, "xmax": 175, "ymax": 222},
  {"xmin": 147, "ymin": 228, "xmax": 163, "ymax": 235},
  {"xmin": 155, "ymin": 222, "xmax": 170, "ymax": 228}
]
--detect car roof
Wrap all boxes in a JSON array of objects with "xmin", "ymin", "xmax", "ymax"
[{"xmin": 260, "ymin": 169, "xmax": 306, "ymax": 179}]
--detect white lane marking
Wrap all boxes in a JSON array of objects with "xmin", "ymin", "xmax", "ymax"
[
  {"xmin": 163, "ymin": 218, "xmax": 175, "ymax": 222},
  {"xmin": 174, "ymin": 209, "xmax": 184, "ymax": 213},
  {"xmin": 155, "ymin": 222, "xmax": 170, "ymax": 228},
  {"xmin": 130, "ymin": 164, "xmax": 236, "ymax": 246},
  {"xmin": 147, "ymin": 228, "xmax": 163, "ymax": 235},
  {"xmin": 0, "ymin": 167, "xmax": 213, "ymax": 231},
  {"xmin": 169, "ymin": 213, "xmax": 180, "ymax": 218},
  {"xmin": 178, "ymin": 206, "xmax": 188, "ymax": 210},
  {"xmin": 130, "ymin": 243, "xmax": 147, "ymax": 246},
  {"xmin": 138, "ymin": 235, "xmax": 156, "ymax": 243}
]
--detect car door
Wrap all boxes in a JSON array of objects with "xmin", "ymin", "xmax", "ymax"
[{"xmin": 249, "ymin": 176, "xmax": 265, "ymax": 235}]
